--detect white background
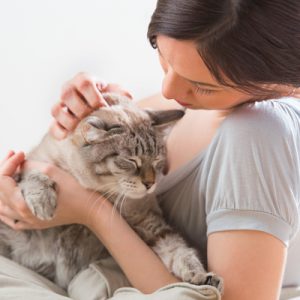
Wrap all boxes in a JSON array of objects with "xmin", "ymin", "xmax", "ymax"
[{"xmin": 0, "ymin": 0, "xmax": 162, "ymax": 157}]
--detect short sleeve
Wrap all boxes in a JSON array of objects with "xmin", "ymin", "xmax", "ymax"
[{"xmin": 203, "ymin": 100, "xmax": 300, "ymax": 246}]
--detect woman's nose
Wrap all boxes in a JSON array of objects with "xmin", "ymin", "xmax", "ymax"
[{"xmin": 161, "ymin": 70, "xmax": 190, "ymax": 101}]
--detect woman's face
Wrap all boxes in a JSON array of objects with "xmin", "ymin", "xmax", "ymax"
[{"xmin": 156, "ymin": 35, "xmax": 252, "ymax": 110}]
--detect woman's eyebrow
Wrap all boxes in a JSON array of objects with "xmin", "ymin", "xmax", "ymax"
[
  {"xmin": 187, "ymin": 79, "xmax": 220, "ymax": 88},
  {"xmin": 157, "ymin": 45, "xmax": 220, "ymax": 89}
]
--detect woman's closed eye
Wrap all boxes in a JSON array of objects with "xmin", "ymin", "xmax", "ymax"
[{"xmin": 194, "ymin": 84, "xmax": 217, "ymax": 95}]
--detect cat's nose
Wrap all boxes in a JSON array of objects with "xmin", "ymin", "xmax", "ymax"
[{"xmin": 143, "ymin": 181, "xmax": 154, "ymax": 190}]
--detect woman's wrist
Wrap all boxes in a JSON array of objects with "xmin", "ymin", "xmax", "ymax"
[
  {"xmin": 85, "ymin": 196, "xmax": 179, "ymax": 293},
  {"xmin": 83, "ymin": 193, "xmax": 114, "ymax": 230}
]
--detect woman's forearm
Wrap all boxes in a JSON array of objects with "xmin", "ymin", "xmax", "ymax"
[{"xmin": 87, "ymin": 198, "xmax": 179, "ymax": 294}]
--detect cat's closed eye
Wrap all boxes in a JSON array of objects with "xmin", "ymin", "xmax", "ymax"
[
  {"xmin": 114, "ymin": 157, "xmax": 138, "ymax": 171},
  {"xmin": 106, "ymin": 124, "xmax": 125, "ymax": 135},
  {"xmin": 153, "ymin": 158, "xmax": 166, "ymax": 172}
]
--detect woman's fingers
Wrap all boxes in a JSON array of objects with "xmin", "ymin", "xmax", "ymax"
[
  {"xmin": 0, "ymin": 214, "xmax": 34, "ymax": 230},
  {"xmin": 0, "ymin": 202, "xmax": 21, "ymax": 221},
  {"xmin": 51, "ymin": 73, "xmax": 133, "ymax": 141},
  {"xmin": 0, "ymin": 151, "xmax": 25, "ymax": 176},
  {"xmin": 60, "ymin": 87, "xmax": 93, "ymax": 119},
  {"xmin": 102, "ymin": 83, "xmax": 133, "ymax": 100},
  {"xmin": 0, "ymin": 153, "xmax": 43, "ymax": 230},
  {"xmin": 0, "ymin": 150, "xmax": 15, "ymax": 163},
  {"xmin": 51, "ymin": 102, "xmax": 79, "ymax": 131},
  {"xmin": 75, "ymin": 74, "xmax": 108, "ymax": 108},
  {"xmin": 50, "ymin": 73, "xmax": 108, "ymax": 140},
  {"xmin": 49, "ymin": 120, "xmax": 68, "ymax": 140},
  {"xmin": 0, "ymin": 214, "xmax": 20, "ymax": 230}
]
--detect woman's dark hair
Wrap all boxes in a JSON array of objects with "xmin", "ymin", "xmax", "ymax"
[{"xmin": 147, "ymin": 0, "xmax": 300, "ymax": 97}]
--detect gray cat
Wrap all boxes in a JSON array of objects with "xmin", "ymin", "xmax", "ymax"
[{"xmin": 0, "ymin": 94, "xmax": 223, "ymax": 292}]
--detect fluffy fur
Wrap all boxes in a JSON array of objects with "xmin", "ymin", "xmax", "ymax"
[{"xmin": 0, "ymin": 94, "xmax": 223, "ymax": 292}]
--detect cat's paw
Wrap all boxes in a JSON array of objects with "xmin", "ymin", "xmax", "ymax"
[
  {"xmin": 178, "ymin": 254, "xmax": 223, "ymax": 293},
  {"xmin": 181, "ymin": 266, "xmax": 223, "ymax": 292},
  {"xmin": 197, "ymin": 272, "xmax": 224, "ymax": 294},
  {"xmin": 20, "ymin": 171, "xmax": 57, "ymax": 220}
]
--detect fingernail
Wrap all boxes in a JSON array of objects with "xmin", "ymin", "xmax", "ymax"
[
  {"xmin": 124, "ymin": 92, "xmax": 133, "ymax": 100},
  {"xmin": 100, "ymin": 100, "xmax": 109, "ymax": 107},
  {"xmin": 55, "ymin": 130, "xmax": 67, "ymax": 140},
  {"xmin": 96, "ymin": 82, "xmax": 108, "ymax": 91},
  {"xmin": 15, "ymin": 151, "xmax": 24, "ymax": 157},
  {"xmin": 59, "ymin": 132, "xmax": 67, "ymax": 140},
  {"xmin": 7, "ymin": 150, "xmax": 15, "ymax": 156}
]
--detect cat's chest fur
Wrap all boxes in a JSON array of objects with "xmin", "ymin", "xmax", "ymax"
[
  {"xmin": 0, "ymin": 98, "xmax": 223, "ymax": 292},
  {"xmin": 11, "ymin": 229, "xmax": 58, "ymax": 278}
]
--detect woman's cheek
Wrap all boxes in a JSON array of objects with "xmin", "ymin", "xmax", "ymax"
[{"xmin": 158, "ymin": 55, "xmax": 168, "ymax": 74}]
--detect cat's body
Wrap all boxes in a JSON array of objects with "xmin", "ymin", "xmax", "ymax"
[{"xmin": 0, "ymin": 94, "xmax": 223, "ymax": 292}]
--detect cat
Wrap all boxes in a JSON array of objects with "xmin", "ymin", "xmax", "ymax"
[{"xmin": 0, "ymin": 93, "xmax": 223, "ymax": 292}]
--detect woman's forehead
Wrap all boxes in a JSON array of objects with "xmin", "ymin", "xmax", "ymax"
[{"xmin": 156, "ymin": 35, "xmax": 221, "ymax": 88}]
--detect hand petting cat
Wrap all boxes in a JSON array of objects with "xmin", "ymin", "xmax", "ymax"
[
  {"xmin": 0, "ymin": 74, "xmax": 223, "ymax": 292},
  {"xmin": 0, "ymin": 72, "xmax": 129, "ymax": 231},
  {"xmin": 0, "ymin": 150, "xmax": 110, "ymax": 231},
  {"xmin": 49, "ymin": 72, "xmax": 132, "ymax": 139}
]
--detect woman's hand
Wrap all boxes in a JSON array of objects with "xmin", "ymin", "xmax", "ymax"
[
  {"xmin": 50, "ymin": 72, "xmax": 132, "ymax": 139},
  {"xmin": 0, "ymin": 151, "xmax": 179, "ymax": 293},
  {"xmin": 0, "ymin": 151, "xmax": 107, "ymax": 230},
  {"xmin": 0, "ymin": 72, "xmax": 132, "ymax": 227}
]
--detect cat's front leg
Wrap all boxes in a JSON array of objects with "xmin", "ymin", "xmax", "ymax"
[
  {"xmin": 17, "ymin": 170, "xmax": 57, "ymax": 220},
  {"xmin": 152, "ymin": 233, "xmax": 224, "ymax": 293}
]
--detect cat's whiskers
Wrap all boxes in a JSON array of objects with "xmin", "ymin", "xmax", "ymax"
[
  {"xmin": 110, "ymin": 193, "xmax": 129, "ymax": 231},
  {"xmin": 87, "ymin": 186, "xmax": 120, "ymax": 230},
  {"xmin": 119, "ymin": 193, "xmax": 127, "ymax": 217},
  {"xmin": 100, "ymin": 185, "xmax": 120, "ymax": 204},
  {"xmin": 93, "ymin": 183, "xmax": 119, "ymax": 225},
  {"xmin": 85, "ymin": 183, "xmax": 118, "ymax": 225},
  {"xmin": 83, "ymin": 189, "xmax": 101, "ymax": 224},
  {"xmin": 109, "ymin": 192, "xmax": 123, "ymax": 227},
  {"xmin": 85, "ymin": 194, "xmax": 106, "ymax": 226},
  {"xmin": 114, "ymin": 193, "xmax": 124, "ymax": 217}
]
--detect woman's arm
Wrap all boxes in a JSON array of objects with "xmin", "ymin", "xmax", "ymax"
[
  {"xmin": 0, "ymin": 153, "xmax": 287, "ymax": 298},
  {"xmin": 0, "ymin": 153, "xmax": 179, "ymax": 294},
  {"xmin": 208, "ymin": 230, "xmax": 287, "ymax": 300},
  {"xmin": 87, "ymin": 195, "xmax": 179, "ymax": 293}
]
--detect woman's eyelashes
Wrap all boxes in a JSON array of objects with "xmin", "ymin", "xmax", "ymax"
[{"xmin": 194, "ymin": 85, "xmax": 216, "ymax": 95}]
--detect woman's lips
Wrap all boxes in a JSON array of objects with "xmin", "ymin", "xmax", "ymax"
[{"xmin": 175, "ymin": 100, "xmax": 191, "ymax": 107}]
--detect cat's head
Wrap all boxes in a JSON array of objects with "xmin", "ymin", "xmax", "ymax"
[{"xmin": 71, "ymin": 93, "xmax": 184, "ymax": 200}]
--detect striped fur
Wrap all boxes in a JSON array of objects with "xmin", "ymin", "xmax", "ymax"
[{"xmin": 0, "ymin": 94, "xmax": 222, "ymax": 292}]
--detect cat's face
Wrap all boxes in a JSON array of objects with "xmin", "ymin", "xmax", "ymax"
[{"xmin": 71, "ymin": 94, "xmax": 184, "ymax": 200}]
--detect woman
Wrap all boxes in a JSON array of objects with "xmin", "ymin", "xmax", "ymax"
[{"xmin": 0, "ymin": 0, "xmax": 299, "ymax": 299}]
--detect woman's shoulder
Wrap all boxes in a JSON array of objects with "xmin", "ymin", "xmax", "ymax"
[
  {"xmin": 219, "ymin": 97, "xmax": 300, "ymax": 142},
  {"xmin": 204, "ymin": 98, "xmax": 300, "ymax": 246}
]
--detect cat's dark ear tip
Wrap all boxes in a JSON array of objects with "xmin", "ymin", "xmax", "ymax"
[
  {"xmin": 176, "ymin": 109, "xmax": 186, "ymax": 118},
  {"xmin": 148, "ymin": 108, "xmax": 186, "ymax": 127}
]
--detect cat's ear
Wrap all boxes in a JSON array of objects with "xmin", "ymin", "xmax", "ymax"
[
  {"xmin": 146, "ymin": 109, "xmax": 185, "ymax": 136},
  {"xmin": 102, "ymin": 93, "xmax": 131, "ymax": 106},
  {"xmin": 80, "ymin": 116, "xmax": 107, "ymax": 144},
  {"xmin": 77, "ymin": 116, "xmax": 125, "ymax": 145}
]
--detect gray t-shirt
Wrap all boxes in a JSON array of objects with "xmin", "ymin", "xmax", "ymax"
[{"xmin": 156, "ymin": 97, "xmax": 300, "ymax": 287}]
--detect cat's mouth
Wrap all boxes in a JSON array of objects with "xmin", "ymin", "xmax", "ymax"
[
  {"xmin": 119, "ymin": 182, "xmax": 157, "ymax": 199},
  {"xmin": 121, "ymin": 189, "xmax": 147, "ymax": 199}
]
